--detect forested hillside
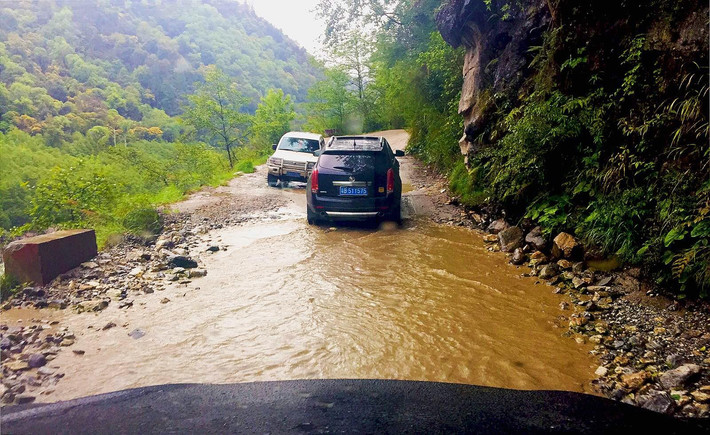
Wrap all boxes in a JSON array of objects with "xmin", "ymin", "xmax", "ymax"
[
  {"xmin": 0, "ymin": 0, "xmax": 318, "ymax": 137},
  {"xmin": 0, "ymin": 0, "xmax": 316, "ymax": 245}
]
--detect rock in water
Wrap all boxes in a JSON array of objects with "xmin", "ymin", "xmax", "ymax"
[
  {"xmin": 498, "ymin": 226, "xmax": 523, "ymax": 252},
  {"xmin": 539, "ymin": 264, "xmax": 560, "ymax": 279},
  {"xmin": 511, "ymin": 248, "xmax": 526, "ymax": 265},
  {"xmin": 659, "ymin": 364, "xmax": 702, "ymax": 389},
  {"xmin": 168, "ymin": 255, "xmax": 198, "ymax": 269}
]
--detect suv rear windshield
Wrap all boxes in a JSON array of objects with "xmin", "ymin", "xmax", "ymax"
[
  {"xmin": 318, "ymin": 152, "xmax": 375, "ymax": 171},
  {"xmin": 278, "ymin": 137, "xmax": 320, "ymax": 152}
]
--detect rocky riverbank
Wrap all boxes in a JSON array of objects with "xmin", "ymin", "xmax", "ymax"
[
  {"xmin": 1, "ymin": 170, "xmax": 288, "ymax": 406},
  {"xmin": 459, "ymin": 205, "xmax": 710, "ymax": 418}
]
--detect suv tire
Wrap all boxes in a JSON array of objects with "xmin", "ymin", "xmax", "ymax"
[{"xmin": 307, "ymin": 208, "xmax": 320, "ymax": 225}]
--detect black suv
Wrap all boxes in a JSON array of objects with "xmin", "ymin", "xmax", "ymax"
[{"xmin": 306, "ymin": 136, "xmax": 404, "ymax": 225}]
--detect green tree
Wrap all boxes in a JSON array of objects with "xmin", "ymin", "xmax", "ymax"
[
  {"xmin": 251, "ymin": 88, "xmax": 295, "ymax": 149},
  {"xmin": 304, "ymin": 68, "xmax": 354, "ymax": 134},
  {"xmin": 181, "ymin": 66, "xmax": 252, "ymax": 167}
]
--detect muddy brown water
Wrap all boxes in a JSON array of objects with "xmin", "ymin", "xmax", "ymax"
[
  {"xmin": 6, "ymin": 216, "xmax": 596, "ymax": 402},
  {"xmin": 2, "ymin": 131, "xmax": 598, "ymax": 402}
]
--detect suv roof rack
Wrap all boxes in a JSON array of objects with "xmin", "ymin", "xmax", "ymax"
[{"xmin": 326, "ymin": 136, "xmax": 384, "ymax": 152}]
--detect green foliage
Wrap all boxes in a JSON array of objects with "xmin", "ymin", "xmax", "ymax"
[
  {"xmin": 251, "ymin": 88, "xmax": 295, "ymax": 149},
  {"xmin": 235, "ymin": 160, "xmax": 255, "ymax": 174},
  {"xmin": 448, "ymin": 162, "xmax": 488, "ymax": 207},
  {"xmin": 182, "ymin": 66, "xmax": 253, "ymax": 168},
  {"xmin": 0, "ymin": 273, "xmax": 20, "ymax": 302},
  {"xmin": 123, "ymin": 207, "xmax": 163, "ymax": 236},
  {"xmin": 303, "ymin": 68, "xmax": 355, "ymax": 134}
]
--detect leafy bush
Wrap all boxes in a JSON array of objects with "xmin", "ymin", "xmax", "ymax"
[
  {"xmin": 122, "ymin": 207, "xmax": 163, "ymax": 236},
  {"xmin": 235, "ymin": 160, "xmax": 255, "ymax": 173},
  {"xmin": 0, "ymin": 273, "xmax": 19, "ymax": 302}
]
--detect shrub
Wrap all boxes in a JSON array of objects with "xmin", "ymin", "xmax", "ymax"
[{"xmin": 122, "ymin": 207, "xmax": 163, "ymax": 236}]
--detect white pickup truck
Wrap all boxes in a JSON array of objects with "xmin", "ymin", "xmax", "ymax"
[{"xmin": 267, "ymin": 131, "xmax": 325, "ymax": 186}]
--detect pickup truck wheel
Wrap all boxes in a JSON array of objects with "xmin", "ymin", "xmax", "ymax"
[{"xmin": 267, "ymin": 174, "xmax": 278, "ymax": 187}]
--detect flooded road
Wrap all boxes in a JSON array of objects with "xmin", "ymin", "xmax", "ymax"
[{"xmin": 2, "ymin": 130, "xmax": 597, "ymax": 402}]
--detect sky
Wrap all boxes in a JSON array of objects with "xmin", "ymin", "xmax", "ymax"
[{"xmin": 245, "ymin": 0, "xmax": 325, "ymax": 56}]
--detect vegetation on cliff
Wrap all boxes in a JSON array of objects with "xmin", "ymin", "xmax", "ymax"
[{"xmin": 313, "ymin": 0, "xmax": 708, "ymax": 297}]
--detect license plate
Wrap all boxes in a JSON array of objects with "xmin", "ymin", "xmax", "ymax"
[
  {"xmin": 339, "ymin": 186, "xmax": 367, "ymax": 196},
  {"xmin": 286, "ymin": 171, "xmax": 301, "ymax": 177}
]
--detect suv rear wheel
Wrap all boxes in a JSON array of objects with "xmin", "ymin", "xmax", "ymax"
[{"xmin": 307, "ymin": 208, "xmax": 320, "ymax": 225}]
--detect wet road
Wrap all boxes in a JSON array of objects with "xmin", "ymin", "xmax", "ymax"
[{"xmin": 3, "ymin": 130, "xmax": 598, "ymax": 402}]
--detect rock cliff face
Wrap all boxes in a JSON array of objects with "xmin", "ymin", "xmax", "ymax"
[{"xmin": 437, "ymin": 0, "xmax": 708, "ymax": 161}]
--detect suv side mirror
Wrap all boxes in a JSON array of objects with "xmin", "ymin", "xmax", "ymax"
[
  {"xmin": 395, "ymin": 150, "xmax": 405, "ymax": 157},
  {"xmin": 313, "ymin": 150, "xmax": 322, "ymax": 157},
  {"xmin": 272, "ymin": 144, "xmax": 278, "ymax": 150}
]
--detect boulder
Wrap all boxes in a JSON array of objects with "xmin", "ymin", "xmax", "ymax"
[
  {"xmin": 510, "ymin": 248, "xmax": 526, "ymax": 265},
  {"xmin": 168, "ymin": 255, "xmax": 198, "ymax": 269},
  {"xmin": 621, "ymin": 371, "xmax": 650, "ymax": 390},
  {"xmin": 636, "ymin": 391, "xmax": 675, "ymax": 414},
  {"xmin": 76, "ymin": 299, "xmax": 109, "ymax": 313},
  {"xmin": 27, "ymin": 353, "xmax": 47, "ymax": 368},
  {"xmin": 498, "ymin": 226, "xmax": 523, "ymax": 252},
  {"xmin": 524, "ymin": 226, "xmax": 546, "ymax": 251},
  {"xmin": 486, "ymin": 219, "xmax": 509, "ymax": 234},
  {"xmin": 2, "ymin": 229, "xmax": 97, "ymax": 285},
  {"xmin": 659, "ymin": 364, "xmax": 702, "ymax": 389},
  {"xmin": 528, "ymin": 251, "xmax": 548, "ymax": 266},
  {"xmin": 539, "ymin": 264, "xmax": 559, "ymax": 279},
  {"xmin": 551, "ymin": 232, "xmax": 581, "ymax": 259}
]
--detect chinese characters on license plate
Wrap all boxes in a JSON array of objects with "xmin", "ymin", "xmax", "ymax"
[{"xmin": 339, "ymin": 186, "xmax": 367, "ymax": 196}]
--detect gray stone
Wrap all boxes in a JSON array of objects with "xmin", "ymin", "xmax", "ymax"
[
  {"xmin": 524, "ymin": 226, "xmax": 546, "ymax": 251},
  {"xmin": 129, "ymin": 329, "xmax": 146, "ymax": 339},
  {"xmin": 539, "ymin": 264, "xmax": 559, "ymax": 279},
  {"xmin": 498, "ymin": 226, "xmax": 523, "ymax": 252},
  {"xmin": 28, "ymin": 353, "xmax": 46, "ymax": 368},
  {"xmin": 168, "ymin": 255, "xmax": 198, "ymax": 269},
  {"xmin": 486, "ymin": 219, "xmax": 509, "ymax": 234},
  {"xmin": 665, "ymin": 354, "xmax": 686, "ymax": 368},
  {"xmin": 659, "ymin": 364, "xmax": 702, "ymax": 389},
  {"xmin": 187, "ymin": 269, "xmax": 207, "ymax": 278},
  {"xmin": 76, "ymin": 299, "xmax": 109, "ymax": 313},
  {"xmin": 510, "ymin": 248, "xmax": 526, "ymax": 265},
  {"xmin": 637, "ymin": 391, "xmax": 675, "ymax": 414},
  {"xmin": 206, "ymin": 246, "xmax": 220, "ymax": 252}
]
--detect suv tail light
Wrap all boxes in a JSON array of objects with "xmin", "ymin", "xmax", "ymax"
[
  {"xmin": 311, "ymin": 169, "xmax": 319, "ymax": 193},
  {"xmin": 387, "ymin": 168, "xmax": 394, "ymax": 195}
]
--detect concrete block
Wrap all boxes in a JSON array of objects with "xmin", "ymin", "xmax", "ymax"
[{"xmin": 2, "ymin": 229, "xmax": 97, "ymax": 285}]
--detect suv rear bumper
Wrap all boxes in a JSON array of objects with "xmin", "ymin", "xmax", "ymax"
[{"xmin": 307, "ymin": 193, "xmax": 397, "ymax": 220}]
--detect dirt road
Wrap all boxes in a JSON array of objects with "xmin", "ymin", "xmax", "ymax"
[{"xmin": 0, "ymin": 130, "xmax": 598, "ymax": 404}]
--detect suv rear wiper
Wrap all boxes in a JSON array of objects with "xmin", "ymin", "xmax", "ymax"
[{"xmin": 333, "ymin": 166, "xmax": 354, "ymax": 172}]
